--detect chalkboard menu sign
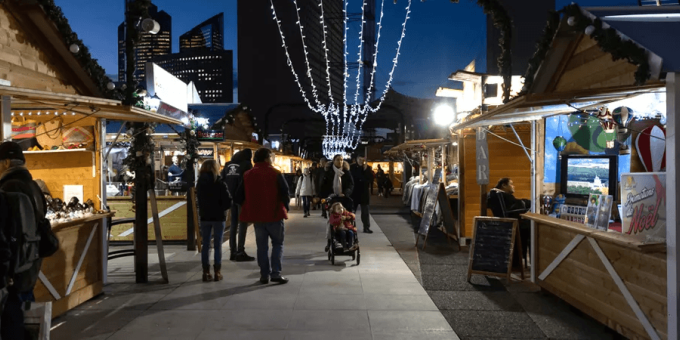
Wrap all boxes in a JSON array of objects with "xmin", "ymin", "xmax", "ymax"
[{"xmin": 467, "ymin": 217, "xmax": 518, "ymax": 282}]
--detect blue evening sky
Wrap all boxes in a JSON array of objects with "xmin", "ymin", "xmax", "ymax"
[{"xmin": 56, "ymin": 0, "xmax": 632, "ymax": 102}]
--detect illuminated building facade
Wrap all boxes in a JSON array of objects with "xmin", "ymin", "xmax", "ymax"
[{"xmin": 180, "ymin": 13, "xmax": 224, "ymax": 52}]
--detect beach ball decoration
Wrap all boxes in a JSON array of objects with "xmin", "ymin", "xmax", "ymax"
[
  {"xmin": 596, "ymin": 107, "xmax": 616, "ymax": 134},
  {"xmin": 553, "ymin": 136, "xmax": 567, "ymax": 152}
]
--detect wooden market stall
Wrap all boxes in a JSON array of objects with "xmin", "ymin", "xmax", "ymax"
[
  {"xmin": 449, "ymin": 5, "xmax": 676, "ymax": 339},
  {"xmin": 386, "ymin": 139, "xmax": 460, "ymax": 240},
  {"xmin": 0, "ymin": 0, "xmax": 184, "ymax": 318}
]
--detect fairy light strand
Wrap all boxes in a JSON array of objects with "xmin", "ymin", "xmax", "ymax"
[{"xmin": 270, "ymin": 0, "xmax": 413, "ymax": 158}]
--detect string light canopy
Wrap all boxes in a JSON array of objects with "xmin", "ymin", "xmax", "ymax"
[{"xmin": 270, "ymin": 0, "xmax": 413, "ymax": 159}]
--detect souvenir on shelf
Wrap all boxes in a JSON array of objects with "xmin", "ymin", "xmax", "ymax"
[
  {"xmin": 584, "ymin": 194, "xmax": 613, "ymax": 231},
  {"xmin": 45, "ymin": 194, "xmax": 103, "ymax": 225}
]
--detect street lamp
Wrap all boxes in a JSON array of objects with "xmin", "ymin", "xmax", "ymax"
[{"xmin": 433, "ymin": 104, "xmax": 456, "ymax": 126}]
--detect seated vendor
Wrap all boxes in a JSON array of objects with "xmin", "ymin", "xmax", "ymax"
[{"xmin": 487, "ymin": 177, "xmax": 531, "ymax": 266}]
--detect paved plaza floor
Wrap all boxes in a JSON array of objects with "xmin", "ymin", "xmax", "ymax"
[{"xmin": 51, "ymin": 208, "xmax": 458, "ymax": 340}]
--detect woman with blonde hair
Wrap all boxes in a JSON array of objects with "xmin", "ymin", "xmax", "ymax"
[{"xmin": 197, "ymin": 159, "xmax": 231, "ymax": 282}]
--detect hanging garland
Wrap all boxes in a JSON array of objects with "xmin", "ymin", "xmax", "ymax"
[
  {"xmin": 521, "ymin": 10, "xmax": 561, "ymax": 94},
  {"xmin": 34, "ymin": 0, "xmax": 116, "ymax": 98},
  {"xmin": 476, "ymin": 0, "xmax": 512, "ymax": 103},
  {"xmin": 168, "ymin": 120, "xmax": 200, "ymax": 184},
  {"xmin": 522, "ymin": 4, "xmax": 651, "ymax": 94}
]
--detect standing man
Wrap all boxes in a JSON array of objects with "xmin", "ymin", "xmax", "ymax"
[
  {"xmin": 350, "ymin": 155, "xmax": 374, "ymax": 234},
  {"xmin": 235, "ymin": 148, "xmax": 290, "ymax": 284},
  {"xmin": 221, "ymin": 149, "xmax": 255, "ymax": 262},
  {"xmin": 310, "ymin": 162, "xmax": 318, "ymax": 210},
  {"xmin": 0, "ymin": 142, "xmax": 56, "ymax": 339},
  {"xmin": 314, "ymin": 157, "xmax": 328, "ymax": 217}
]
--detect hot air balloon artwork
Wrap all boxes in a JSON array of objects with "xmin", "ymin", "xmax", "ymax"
[
  {"xmin": 612, "ymin": 106, "xmax": 634, "ymax": 154},
  {"xmin": 636, "ymin": 125, "xmax": 666, "ymax": 172},
  {"xmin": 596, "ymin": 107, "xmax": 616, "ymax": 134}
]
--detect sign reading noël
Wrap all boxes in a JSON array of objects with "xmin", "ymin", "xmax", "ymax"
[
  {"xmin": 476, "ymin": 127, "xmax": 489, "ymax": 185},
  {"xmin": 196, "ymin": 130, "xmax": 225, "ymax": 142}
]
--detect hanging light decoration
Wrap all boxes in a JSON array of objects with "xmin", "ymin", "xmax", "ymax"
[
  {"xmin": 612, "ymin": 106, "xmax": 634, "ymax": 154},
  {"xmin": 270, "ymin": 0, "xmax": 413, "ymax": 159}
]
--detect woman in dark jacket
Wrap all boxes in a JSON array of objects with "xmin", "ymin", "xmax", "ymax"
[
  {"xmin": 197, "ymin": 160, "xmax": 231, "ymax": 282},
  {"xmin": 319, "ymin": 155, "xmax": 354, "ymax": 210}
]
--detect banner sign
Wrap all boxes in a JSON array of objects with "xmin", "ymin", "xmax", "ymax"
[
  {"xmin": 196, "ymin": 129, "xmax": 225, "ymax": 142},
  {"xmin": 476, "ymin": 127, "xmax": 490, "ymax": 185},
  {"xmin": 621, "ymin": 172, "xmax": 666, "ymax": 243},
  {"xmin": 197, "ymin": 148, "xmax": 214, "ymax": 158}
]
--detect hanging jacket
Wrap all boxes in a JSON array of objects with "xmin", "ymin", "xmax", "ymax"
[
  {"xmin": 221, "ymin": 149, "xmax": 253, "ymax": 198},
  {"xmin": 197, "ymin": 173, "xmax": 232, "ymax": 222},
  {"xmin": 295, "ymin": 169, "xmax": 315, "ymax": 197},
  {"xmin": 236, "ymin": 162, "xmax": 290, "ymax": 223}
]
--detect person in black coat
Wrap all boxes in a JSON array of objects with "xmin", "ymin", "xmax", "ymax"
[
  {"xmin": 487, "ymin": 177, "xmax": 531, "ymax": 268},
  {"xmin": 319, "ymin": 155, "xmax": 354, "ymax": 214},
  {"xmin": 221, "ymin": 149, "xmax": 255, "ymax": 262},
  {"xmin": 197, "ymin": 160, "xmax": 232, "ymax": 282},
  {"xmin": 314, "ymin": 158, "xmax": 328, "ymax": 216},
  {"xmin": 350, "ymin": 155, "xmax": 374, "ymax": 233}
]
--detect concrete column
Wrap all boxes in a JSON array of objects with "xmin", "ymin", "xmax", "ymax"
[
  {"xmin": 666, "ymin": 72, "xmax": 679, "ymax": 340},
  {"xmin": 1, "ymin": 96, "xmax": 10, "ymax": 142}
]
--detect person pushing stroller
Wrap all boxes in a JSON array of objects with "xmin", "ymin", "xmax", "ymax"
[{"xmin": 329, "ymin": 202, "xmax": 357, "ymax": 252}]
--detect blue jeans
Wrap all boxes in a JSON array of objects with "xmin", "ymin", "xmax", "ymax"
[
  {"xmin": 201, "ymin": 221, "xmax": 226, "ymax": 267},
  {"xmin": 302, "ymin": 196, "xmax": 310, "ymax": 215},
  {"xmin": 336, "ymin": 229, "xmax": 354, "ymax": 248},
  {"xmin": 1, "ymin": 290, "xmax": 34, "ymax": 339},
  {"xmin": 254, "ymin": 221, "xmax": 285, "ymax": 278}
]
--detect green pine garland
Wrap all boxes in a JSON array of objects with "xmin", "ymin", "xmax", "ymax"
[
  {"xmin": 34, "ymin": 0, "xmax": 116, "ymax": 98},
  {"xmin": 522, "ymin": 4, "xmax": 651, "ymax": 94},
  {"xmin": 476, "ymin": 0, "xmax": 512, "ymax": 103}
]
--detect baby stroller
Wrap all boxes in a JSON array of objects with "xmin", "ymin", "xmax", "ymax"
[{"xmin": 322, "ymin": 195, "xmax": 360, "ymax": 265}]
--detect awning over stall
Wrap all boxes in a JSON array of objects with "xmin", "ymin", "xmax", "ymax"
[{"xmin": 0, "ymin": 85, "xmax": 184, "ymax": 125}]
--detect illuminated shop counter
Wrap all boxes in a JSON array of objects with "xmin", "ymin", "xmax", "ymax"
[{"xmin": 523, "ymin": 213, "xmax": 666, "ymax": 340}]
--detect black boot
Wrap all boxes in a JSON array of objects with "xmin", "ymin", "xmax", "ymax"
[
  {"xmin": 230, "ymin": 252, "xmax": 236, "ymax": 261},
  {"xmin": 364, "ymin": 228, "xmax": 373, "ymax": 234},
  {"xmin": 235, "ymin": 251, "xmax": 256, "ymax": 262}
]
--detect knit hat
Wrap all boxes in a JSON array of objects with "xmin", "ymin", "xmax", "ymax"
[{"xmin": 0, "ymin": 142, "xmax": 25, "ymax": 162}]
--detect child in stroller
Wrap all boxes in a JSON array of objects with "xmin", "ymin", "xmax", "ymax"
[
  {"xmin": 329, "ymin": 202, "xmax": 357, "ymax": 252},
  {"xmin": 322, "ymin": 195, "xmax": 360, "ymax": 265}
]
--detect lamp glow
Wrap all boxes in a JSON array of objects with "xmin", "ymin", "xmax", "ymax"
[{"xmin": 433, "ymin": 105, "xmax": 455, "ymax": 126}]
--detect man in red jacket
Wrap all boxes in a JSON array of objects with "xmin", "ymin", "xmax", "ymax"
[{"xmin": 235, "ymin": 148, "xmax": 290, "ymax": 284}]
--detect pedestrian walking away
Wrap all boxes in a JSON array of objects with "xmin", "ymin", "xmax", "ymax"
[
  {"xmin": 0, "ymin": 141, "xmax": 59, "ymax": 339},
  {"xmin": 376, "ymin": 164, "xmax": 385, "ymax": 197},
  {"xmin": 221, "ymin": 148, "xmax": 256, "ymax": 262},
  {"xmin": 235, "ymin": 148, "xmax": 290, "ymax": 285},
  {"xmin": 295, "ymin": 167, "xmax": 315, "ymax": 217},
  {"xmin": 197, "ymin": 160, "xmax": 232, "ymax": 282},
  {"xmin": 350, "ymin": 155, "xmax": 374, "ymax": 233},
  {"xmin": 314, "ymin": 157, "xmax": 329, "ymax": 217}
]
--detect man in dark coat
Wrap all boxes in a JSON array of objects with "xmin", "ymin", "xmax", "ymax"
[
  {"xmin": 350, "ymin": 155, "xmax": 374, "ymax": 233},
  {"xmin": 487, "ymin": 177, "xmax": 531, "ymax": 267},
  {"xmin": 314, "ymin": 157, "xmax": 328, "ymax": 217},
  {"xmin": 0, "ymin": 142, "xmax": 47, "ymax": 339},
  {"xmin": 221, "ymin": 149, "xmax": 255, "ymax": 262}
]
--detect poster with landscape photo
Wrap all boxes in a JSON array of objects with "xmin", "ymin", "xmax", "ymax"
[{"xmin": 566, "ymin": 158, "xmax": 610, "ymax": 196}]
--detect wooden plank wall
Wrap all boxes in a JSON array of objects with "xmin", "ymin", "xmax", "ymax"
[
  {"xmin": 537, "ymin": 224, "xmax": 667, "ymax": 340},
  {"xmin": 108, "ymin": 197, "xmax": 188, "ymax": 241},
  {"xmin": 552, "ymin": 35, "xmax": 638, "ymax": 92},
  {"xmin": 461, "ymin": 127, "xmax": 532, "ymax": 238},
  {"xmin": 34, "ymin": 221, "xmax": 103, "ymax": 318},
  {"xmin": 0, "ymin": 5, "xmax": 77, "ymax": 94},
  {"xmin": 23, "ymin": 117, "xmax": 101, "ymax": 208}
]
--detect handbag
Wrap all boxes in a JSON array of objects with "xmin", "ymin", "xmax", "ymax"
[
  {"xmin": 62, "ymin": 126, "xmax": 95, "ymax": 149},
  {"xmin": 36, "ymin": 118, "xmax": 63, "ymax": 149}
]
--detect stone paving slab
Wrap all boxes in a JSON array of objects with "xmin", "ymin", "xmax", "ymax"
[{"xmin": 51, "ymin": 211, "xmax": 457, "ymax": 340}]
